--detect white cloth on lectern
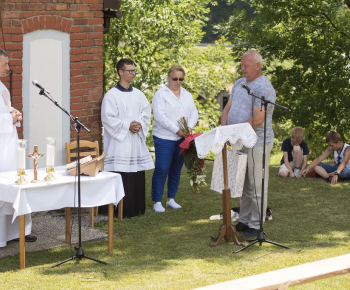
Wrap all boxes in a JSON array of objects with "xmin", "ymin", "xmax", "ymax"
[
  {"xmin": 0, "ymin": 80, "xmax": 32, "ymax": 247},
  {"xmin": 210, "ymin": 149, "xmax": 248, "ymax": 198},
  {"xmin": 194, "ymin": 123, "xmax": 257, "ymax": 159}
]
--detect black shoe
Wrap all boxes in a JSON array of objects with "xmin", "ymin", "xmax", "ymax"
[
  {"xmin": 244, "ymin": 228, "xmax": 259, "ymax": 239},
  {"xmin": 13, "ymin": 235, "xmax": 37, "ymax": 242},
  {"xmin": 235, "ymin": 222, "xmax": 249, "ymax": 232}
]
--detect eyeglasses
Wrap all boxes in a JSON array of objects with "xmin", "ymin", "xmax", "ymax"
[
  {"xmin": 169, "ymin": 76, "xmax": 184, "ymax": 82},
  {"xmin": 122, "ymin": 69, "xmax": 136, "ymax": 74}
]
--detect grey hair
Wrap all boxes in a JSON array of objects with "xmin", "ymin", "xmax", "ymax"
[
  {"xmin": 0, "ymin": 49, "xmax": 8, "ymax": 58},
  {"xmin": 243, "ymin": 50, "xmax": 263, "ymax": 67}
]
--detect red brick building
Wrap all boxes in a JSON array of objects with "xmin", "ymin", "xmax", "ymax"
[{"xmin": 0, "ymin": 0, "xmax": 120, "ymax": 165}]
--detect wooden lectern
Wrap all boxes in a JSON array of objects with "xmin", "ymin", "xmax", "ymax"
[
  {"xmin": 210, "ymin": 143, "xmax": 243, "ymax": 247},
  {"xmin": 194, "ymin": 123, "xmax": 257, "ymax": 247}
]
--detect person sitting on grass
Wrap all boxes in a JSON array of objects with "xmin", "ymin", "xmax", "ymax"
[
  {"xmin": 279, "ymin": 127, "xmax": 309, "ymax": 178},
  {"xmin": 302, "ymin": 131, "xmax": 350, "ymax": 184}
]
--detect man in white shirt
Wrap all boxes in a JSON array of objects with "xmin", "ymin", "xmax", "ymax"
[
  {"xmin": 0, "ymin": 48, "xmax": 36, "ymax": 247},
  {"xmin": 101, "ymin": 58, "xmax": 154, "ymax": 217}
]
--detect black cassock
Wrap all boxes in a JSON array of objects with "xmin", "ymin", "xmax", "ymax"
[{"xmin": 99, "ymin": 171, "xmax": 146, "ymax": 218}]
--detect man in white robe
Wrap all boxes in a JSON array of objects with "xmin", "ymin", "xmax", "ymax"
[
  {"xmin": 101, "ymin": 58, "xmax": 154, "ymax": 217},
  {"xmin": 0, "ymin": 49, "xmax": 36, "ymax": 247}
]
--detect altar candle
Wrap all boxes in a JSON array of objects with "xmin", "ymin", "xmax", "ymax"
[
  {"xmin": 46, "ymin": 144, "xmax": 55, "ymax": 166},
  {"xmin": 17, "ymin": 147, "xmax": 25, "ymax": 169}
]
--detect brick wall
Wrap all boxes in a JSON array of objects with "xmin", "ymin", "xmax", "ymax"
[{"xmin": 0, "ymin": 0, "xmax": 104, "ymax": 145}]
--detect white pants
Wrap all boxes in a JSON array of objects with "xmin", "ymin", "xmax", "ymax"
[
  {"xmin": 0, "ymin": 202, "xmax": 32, "ymax": 247},
  {"xmin": 239, "ymin": 142, "xmax": 273, "ymax": 230}
]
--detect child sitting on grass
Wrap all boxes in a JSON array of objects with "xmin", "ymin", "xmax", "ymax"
[
  {"xmin": 302, "ymin": 131, "xmax": 350, "ymax": 184},
  {"xmin": 279, "ymin": 127, "xmax": 309, "ymax": 178}
]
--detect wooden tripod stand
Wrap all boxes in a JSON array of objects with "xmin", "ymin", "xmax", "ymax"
[{"xmin": 211, "ymin": 144, "xmax": 245, "ymax": 247}]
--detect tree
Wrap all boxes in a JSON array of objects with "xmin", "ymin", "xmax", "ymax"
[
  {"xmin": 104, "ymin": 0, "xmax": 213, "ymax": 95},
  {"xmin": 201, "ymin": 0, "xmax": 254, "ymax": 43},
  {"xmin": 220, "ymin": 0, "xmax": 350, "ymax": 156},
  {"xmin": 182, "ymin": 37, "xmax": 237, "ymax": 132},
  {"xmin": 104, "ymin": 1, "xmax": 236, "ymax": 146}
]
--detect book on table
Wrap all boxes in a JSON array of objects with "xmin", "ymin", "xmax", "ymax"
[
  {"xmin": 65, "ymin": 154, "xmax": 107, "ymax": 177},
  {"xmin": 66, "ymin": 155, "xmax": 93, "ymax": 170}
]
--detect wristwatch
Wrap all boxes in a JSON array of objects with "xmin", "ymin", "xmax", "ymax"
[{"xmin": 334, "ymin": 172, "xmax": 339, "ymax": 176}]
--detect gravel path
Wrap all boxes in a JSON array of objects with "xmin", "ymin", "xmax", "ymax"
[{"xmin": 0, "ymin": 209, "xmax": 109, "ymax": 258}]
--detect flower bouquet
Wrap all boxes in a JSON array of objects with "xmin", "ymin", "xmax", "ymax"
[{"xmin": 178, "ymin": 117, "xmax": 206, "ymax": 196}]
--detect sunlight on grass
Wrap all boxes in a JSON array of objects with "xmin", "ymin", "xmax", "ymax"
[
  {"xmin": 1, "ymin": 161, "xmax": 350, "ymax": 289},
  {"xmin": 315, "ymin": 232, "xmax": 349, "ymax": 239},
  {"xmin": 296, "ymin": 185, "xmax": 313, "ymax": 190},
  {"xmin": 167, "ymin": 226, "xmax": 186, "ymax": 232},
  {"xmin": 190, "ymin": 219, "xmax": 213, "ymax": 225},
  {"xmin": 269, "ymin": 152, "xmax": 283, "ymax": 165}
]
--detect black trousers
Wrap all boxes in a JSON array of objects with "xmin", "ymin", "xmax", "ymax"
[{"xmin": 99, "ymin": 171, "xmax": 146, "ymax": 218}]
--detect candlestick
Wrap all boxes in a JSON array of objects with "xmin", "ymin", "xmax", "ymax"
[
  {"xmin": 17, "ymin": 147, "xmax": 25, "ymax": 170},
  {"xmin": 45, "ymin": 137, "xmax": 56, "ymax": 181},
  {"xmin": 46, "ymin": 144, "xmax": 55, "ymax": 166},
  {"xmin": 15, "ymin": 139, "xmax": 28, "ymax": 185}
]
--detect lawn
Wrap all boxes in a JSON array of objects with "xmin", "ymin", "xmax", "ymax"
[{"xmin": 1, "ymin": 155, "xmax": 350, "ymax": 289}]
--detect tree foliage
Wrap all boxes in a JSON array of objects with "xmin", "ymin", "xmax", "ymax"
[
  {"xmin": 202, "ymin": 0, "xmax": 254, "ymax": 42},
  {"xmin": 104, "ymin": 0, "xmax": 212, "ymax": 95},
  {"xmin": 220, "ymin": 0, "xmax": 350, "ymax": 156},
  {"xmin": 104, "ymin": 0, "xmax": 236, "ymax": 145},
  {"xmin": 183, "ymin": 38, "xmax": 236, "ymax": 132}
]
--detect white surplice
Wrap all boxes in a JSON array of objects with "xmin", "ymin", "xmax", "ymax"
[
  {"xmin": 101, "ymin": 86, "xmax": 154, "ymax": 172},
  {"xmin": 0, "ymin": 80, "xmax": 32, "ymax": 247}
]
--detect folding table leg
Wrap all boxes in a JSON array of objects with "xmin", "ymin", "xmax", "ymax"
[
  {"xmin": 19, "ymin": 215, "xmax": 25, "ymax": 269},
  {"xmin": 108, "ymin": 203, "xmax": 114, "ymax": 252},
  {"xmin": 65, "ymin": 207, "xmax": 71, "ymax": 244}
]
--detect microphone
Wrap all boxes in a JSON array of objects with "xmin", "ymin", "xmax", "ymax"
[
  {"xmin": 241, "ymin": 82, "xmax": 252, "ymax": 95},
  {"xmin": 32, "ymin": 80, "xmax": 46, "ymax": 91}
]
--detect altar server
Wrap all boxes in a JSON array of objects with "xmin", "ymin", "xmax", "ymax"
[
  {"xmin": 0, "ymin": 49, "xmax": 36, "ymax": 247},
  {"xmin": 101, "ymin": 58, "xmax": 154, "ymax": 218}
]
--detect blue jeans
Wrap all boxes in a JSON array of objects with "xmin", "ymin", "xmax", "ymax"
[
  {"xmin": 318, "ymin": 163, "xmax": 350, "ymax": 179},
  {"xmin": 152, "ymin": 136, "xmax": 184, "ymax": 202}
]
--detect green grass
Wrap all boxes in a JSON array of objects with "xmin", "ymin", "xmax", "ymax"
[
  {"xmin": 1, "ymin": 155, "xmax": 350, "ymax": 289},
  {"xmin": 270, "ymin": 151, "xmax": 283, "ymax": 166}
]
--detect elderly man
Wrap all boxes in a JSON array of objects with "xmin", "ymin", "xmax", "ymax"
[
  {"xmin": 221, "ymin": 50, "xmax": 276, "ymax": 238},
  {"xmin": 0, "ymin": 48, "xmax": 36, "ymax": 247}
]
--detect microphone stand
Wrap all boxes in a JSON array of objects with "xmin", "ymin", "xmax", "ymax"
[
  {"xmin": 234, "ymin": 88, "xmax": 291, "ymax": 253},
  {"xmin": 34, "ymin": 88, "xmax": 107, "ymax": 267}
]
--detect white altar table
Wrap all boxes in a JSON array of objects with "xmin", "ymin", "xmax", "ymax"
[{"xmin": 0, "ymin": 166, "xmax": 125, "ymax": 269}]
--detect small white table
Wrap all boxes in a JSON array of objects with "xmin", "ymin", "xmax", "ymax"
[{"xmin": 0, "ymin": 166, "xmax": 125, "ymax": 269}]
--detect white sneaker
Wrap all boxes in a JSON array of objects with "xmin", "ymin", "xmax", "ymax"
[
  {"xmin": 153, "ymin": 202, "xmax": 165, "ymax": 213},
  {"xmin": 166, "ymin": 199, "xmax": 182, "ymax": 209},
  {"xmin": 294, "ymin": 168, "xmax": 301, "ymax": 176}
]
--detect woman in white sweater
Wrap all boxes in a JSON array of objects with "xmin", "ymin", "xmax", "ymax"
[{"xmin": 151, "ymin": 65, "xmax": 198, "ymax": 212}]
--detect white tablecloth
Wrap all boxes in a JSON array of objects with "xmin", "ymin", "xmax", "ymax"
[
  {"xmin": 194, "ymin": 123, "xmax": 257, "ymax": 158},
  {"xmin": 210, "ymin": 149, "xmax": 248, "ymax": 198},
  {"xmin": 195, "ymin": 123, "xmax": 257, "ymax": 197},
  {"xmin": 0, "ymin": 166, "xmax": 125, "ymax": 222}
]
